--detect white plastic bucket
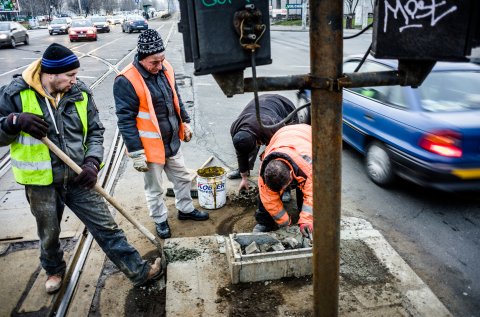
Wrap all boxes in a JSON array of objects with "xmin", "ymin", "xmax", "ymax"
[{"xmin": 196, "ymin": 166, "xmax": 226, "ymax": 209}]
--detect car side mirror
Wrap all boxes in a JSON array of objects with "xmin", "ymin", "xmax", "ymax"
[{"xmin": 11, "ymin": 27, "xmax": 17, "ymax": 31}]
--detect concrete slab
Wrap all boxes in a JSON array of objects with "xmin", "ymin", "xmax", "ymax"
[
  {"xmin": 165, "ymin": 236, "xmax": 231, "ymax": 317},
  {"xmin": 0, "ymin": 249, "xmax": 39, "ymax": 316},
  {"xmin": 165, "ymin": 217, "xmax": 452, "ymax": 317},
  {"xmin": 0, "ymin": 188, "xmax": 82, "ymax": 242}
]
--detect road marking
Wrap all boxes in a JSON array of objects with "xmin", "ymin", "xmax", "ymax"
[
  {"xmin": 21, "ymin": 58, "xmax": 38, "ymax": 60},
  {"xmin": 77, "ymin": 75, "xmax": 96, "ymax": 79},
  {"xmin": 0, "ymin": 65, "xmax": 28, "ymax": 77}
]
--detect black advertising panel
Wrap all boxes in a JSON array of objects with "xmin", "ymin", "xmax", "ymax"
[
  {"xmin": 178, "ymin": 0, "xmax": 271, "ymax": 75},
  {"xmin": 372, "ymin": 0, "xmax": 477, "ymax": 61}
]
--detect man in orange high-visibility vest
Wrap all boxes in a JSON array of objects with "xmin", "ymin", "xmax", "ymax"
[
  {"xmin": 114, "ymin": 30, "xmax": 208, "ymax": 240},
  {"xmin": 256, "ymin": 124, "xmax": 313, "ymax": 237}
]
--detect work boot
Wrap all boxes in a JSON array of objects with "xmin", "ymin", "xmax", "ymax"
[
  {"xmin": 227, "ymin": 169, "xmax": 241, "ymax": 179},
  {"xmin": 155, "ymin": 221, "xmax": 171, "ymax": 239},
  {"xmin": 146, "ymin": 258, "xmax": 163, "ymax": 281},
  {"xmin": 178, "ymin": 208, "xmax": 209, "ymax": 221},
  {"xmin": 281, "ymin": 190, "xmax": 291, "ymax": 203},
  {"xmin": 45, "ymin": 274, "xmax": 62, "ymax": 294},
  {"xmin": 252, "ymin": 224, "xmax": 275, "ymax": 233}
]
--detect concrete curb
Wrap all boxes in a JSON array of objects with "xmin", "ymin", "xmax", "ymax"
[{"xmin": 341, "ymin": 217, "xmax": 452, "ymax": 317}]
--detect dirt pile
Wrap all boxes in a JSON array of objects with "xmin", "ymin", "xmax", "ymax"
[{"xmin": 228, "ymin": 187, "xmax": 259, "ymax": 207}]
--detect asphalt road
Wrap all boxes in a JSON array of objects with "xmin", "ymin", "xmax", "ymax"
[{"xmin": 0, "ymin": 20, "xmax": 479, "ymax": 317}]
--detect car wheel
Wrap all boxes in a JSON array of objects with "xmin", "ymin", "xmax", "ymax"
[
  {"xmin": 49, "ymin": 31, "xmax": 53, "ymax": 35},
  {"xmin": 128, "ymin": 27, "xmax": 132, "ymax": 33},
  {"xmin": 122, "ymin": 26, "xmax": 125, "ymax": 32},
  {"xmin": 365, "ymin": 142, "xmax": 395, "ymax": 186},
  {"xmin": 24, "ymin": 34, "xmax": 29, "ymax": 45},
  {"xmin": 10, "ymin": 37, "xmax": 16, "ymax": 48}
]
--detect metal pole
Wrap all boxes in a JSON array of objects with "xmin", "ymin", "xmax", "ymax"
[
  {"xmin": 301, "ymin": 0, "xmax": 307, "ymax": 30},
  {"xmin": 78, "ymin": 0, "xmax": 83, "ymax": 16},
  {"xmin": 310, "ymin": 0, "xmax": 343, "ymax": 315}
]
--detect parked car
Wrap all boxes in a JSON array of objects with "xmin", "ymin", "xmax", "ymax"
[
  {"xmin": 0, "ymin": 21, "xmax": 29, "ymax": 48},
  {"xmin": 121, "ymin": 15, "xmax": 148, "ymax": 33},
  {"xmin": 69, "ymin": 19, "xmax": 97, "ymax": 42},
  {"xmin": 48, "ymin": 18, "xmax": 70, "ymax": 35},
  {"xmin": 299, "ymin": 57, "xmax": 480, "ymax": 191},
  {"xmin": 107, "ymin": 15, "xmax": 124, "ymax": 25},
  {"xmin": 90, "ymin": 16, "xmax": 110, "ymax": 33}
]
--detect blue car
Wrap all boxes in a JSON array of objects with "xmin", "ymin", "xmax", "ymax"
[
  {"xmin": 300, "ymin": 57, "xmax": 480, "ymax": 191},
  {"xmin": 121, "ymin": 15, "xmax": 148, "ymax": 33}
]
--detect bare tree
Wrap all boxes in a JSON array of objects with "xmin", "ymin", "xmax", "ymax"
[
  {"xmin": 119, "ymin": 0, "xmax": 135, "ymax": 11},
  {"xmin": 21, "ymin": 0, "xmax": 46, "ymax": 16},
  {"xmin": 102, "ymin": 0, "xmax": 117, "ymax": 14},
  {"xmin": 344, "ymin": 0, "xmax": 360, "ymax": 28}
]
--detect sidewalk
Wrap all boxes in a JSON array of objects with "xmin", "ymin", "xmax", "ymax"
[
  {"xmin": 163, "ymin": 217, "xmax": 452, "ymax": 316},
  {"xmin": 270, "ymin": 24, "xmax": 373, "ymax": 35},
  {"xmin": 97, "ymin": 22, "xmax": 452, "ymax": 316},
  {"xmin": 162, "ymin": 22, "xmax": 449, "ymax": 316}
]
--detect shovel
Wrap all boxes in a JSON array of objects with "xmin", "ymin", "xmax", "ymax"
[{"xmin": 41, "ymin": 137, "xmax": 167, "ymax": 272}]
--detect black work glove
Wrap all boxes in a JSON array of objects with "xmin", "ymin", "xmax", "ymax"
[
  {"xmin": 9, "ymin": 113, "xmax": 49, "ymax": 139},
  {"xmin": 74, "ymin": 157, "xmax": 100, "ymax": 189}
]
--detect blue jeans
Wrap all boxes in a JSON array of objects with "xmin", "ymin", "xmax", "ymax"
[{"xmin": 25, "ymin": 183, "xmax": 150, "ymax": 286}]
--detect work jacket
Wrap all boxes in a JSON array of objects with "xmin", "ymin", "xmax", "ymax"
[
  {"xmin": 230, "ymin": 94, "xmax": 297, "ymax": 173},
  {"xmin": 258, "ymin": 124, "xmax": 313, "ymax": 227},
  {"xmin": 0, "ymin": 59, "xmax": 105, "ymax": 185},
  {"xmin": 115, "ymin": 57, "xmax": 189, "ymax": 163}
]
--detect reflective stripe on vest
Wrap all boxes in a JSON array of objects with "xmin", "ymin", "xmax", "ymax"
[
  {"xmin": 10, "ymin": 89, "xmax": 89, "ymax": 185},
  {"xmin": 119, "ymin": 60, "xmax": 184, "ymax": 164}
]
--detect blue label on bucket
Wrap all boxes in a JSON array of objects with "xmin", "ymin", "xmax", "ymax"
[{"xmin": 197, "ymin": 182, "xmax": 225, "ymax": 192}]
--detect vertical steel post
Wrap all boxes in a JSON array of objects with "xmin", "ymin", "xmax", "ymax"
[{"xmin": 309, "ymin": 0, "xmax": 343, "ymax": 316}]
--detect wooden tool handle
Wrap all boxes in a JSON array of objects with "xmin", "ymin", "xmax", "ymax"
[
  {"xmin": 190, "ymin": 155, "xmax": 214, "ymax": 182},
  {"xmin": 42, "ymin": 137, "xmax": 163, "ymax": 250}
]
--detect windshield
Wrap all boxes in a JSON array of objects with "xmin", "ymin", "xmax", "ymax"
[
  {"xmin": 51, "ymin": 19, "xmax": 67, "ymax": 24},
  {"xmin": 91, "ymin": 17, "xmax": 106, "ymax": 22},
  {"xmin": 72, "ymin": 20, "xmax": 92, "ymax": 27},
  {"xmin": 129, "ymin": 16, "xmax": 144, "ymax": 21},
  {"xmin": 419, "ymin": 71, "xmax": 480, "ymax": 112},
  {"xmin": 0, "ymin": 23, "xmax": 9, "ymax": 31}
]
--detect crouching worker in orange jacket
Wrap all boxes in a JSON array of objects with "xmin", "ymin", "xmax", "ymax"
[{"xmin": 254, "ymin": 124, "xmax": 313, "ymax": 237}]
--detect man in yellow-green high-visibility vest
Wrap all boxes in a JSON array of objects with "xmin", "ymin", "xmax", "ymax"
[{"xmin": 0, "ymin": 43, "xmax": 162, "ymax": 294}]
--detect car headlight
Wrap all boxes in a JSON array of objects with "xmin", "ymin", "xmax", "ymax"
[
  {"xmin": 87, "ymin": 29, "xmax": 95, "ymax": 34},
  {"xmin": 48, "ymin": 25, "xmax": 52, "ymax": 30},
  {"xmin": 61, "ymin": 26, "xmax": 66, "ymax": 29},
  {"xmin": 0, "ymin": 34, "xmax": 7, "ymax": 39},
  {"xmin": 69, "ymin": 31, "xmax": 76, "ymax": 35}
]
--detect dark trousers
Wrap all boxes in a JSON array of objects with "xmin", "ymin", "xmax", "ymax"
[
  {"xmin": 255, "ymin": 187, "xmax": 304, "ymax": 228},
  {"xmin": 26, "ymin": 183, "xmax": 150, "ymax": 286}
]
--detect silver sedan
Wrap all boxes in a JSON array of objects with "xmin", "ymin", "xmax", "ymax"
[{"xmin": 0, "ymin": 21, "xmax": 29, "ymax": 48}]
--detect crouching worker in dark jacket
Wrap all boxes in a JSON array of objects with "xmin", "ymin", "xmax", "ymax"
[
  {"xmin": 0, "ymin": 43, "xmax": 162, "ymax": 294},
  {"xmin": 229, "ymin": 94, "xmax": 308, "ymax": 195}
]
